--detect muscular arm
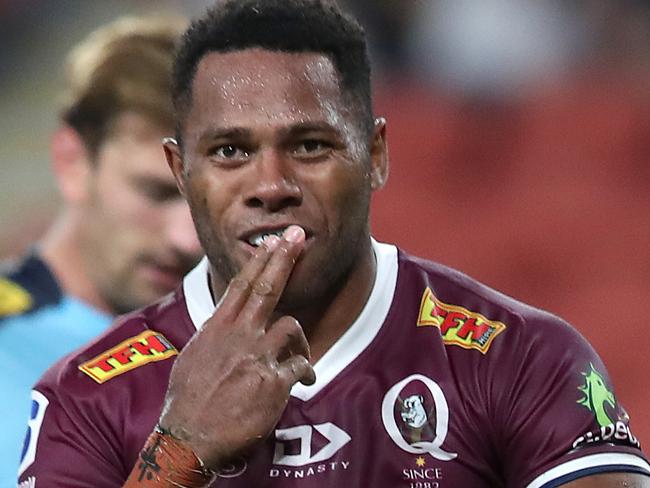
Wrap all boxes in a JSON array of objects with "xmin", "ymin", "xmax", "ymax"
[{"xmin": 563, "ymin": 472, "xmax": 650, "ymax": 487}]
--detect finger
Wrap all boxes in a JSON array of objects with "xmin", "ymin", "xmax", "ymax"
[
  {"xmin": 262, "ymin": 316, "xmax": 311, "ymax": 363},
  {"xmin": 214, "ymin": 235, "xmax": 282, "ymax": 321},
  {"xmin": 239, "ymin": 226, "xmax": 305, "ymax": 329},
  {"xmin": 278, "ymin": 354, "xmax": 316, "ymax": 387}
]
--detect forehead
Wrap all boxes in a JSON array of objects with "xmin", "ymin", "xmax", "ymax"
[{"xmin": 187, "ymin": 48, "xmax": 348, "ymax": 134}]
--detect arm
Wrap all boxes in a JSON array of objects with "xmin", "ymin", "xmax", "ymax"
[
  {"xmin": 123, "ymin": 227, "xmax": 315, "ymax": 486},
  {"xmin": 563, "ymin": 472, "xmax": 650, "ymax": 487},
  {"xmin": 489, "ymin": 311, "xmax": 650, "ymax": 487}
]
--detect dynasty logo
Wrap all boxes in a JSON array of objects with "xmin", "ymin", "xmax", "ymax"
[
  {"xmin": 79, "ymin": 330, "xmax": 177, "ymax": 383},
  {"xmin": 417, "ymin": 288, "xmax": 506, "ymax": 353}
]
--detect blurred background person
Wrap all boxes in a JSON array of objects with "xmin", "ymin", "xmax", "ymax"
[
  {"xmin": 0, "ymin": 14, "xmax": 202, "ymax": 483},
  {"xmin": 1, "ymin": 0, "xmax": 648, "ymax": 454}
]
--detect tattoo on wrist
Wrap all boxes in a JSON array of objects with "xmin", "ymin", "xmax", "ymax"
[
  {"xmin": 137, "ymin": 433, "xmax": 163, "ymax": 481},
  {"xmin": 124, "ymin": 426, "xmax": 214, "ymax": 487}
]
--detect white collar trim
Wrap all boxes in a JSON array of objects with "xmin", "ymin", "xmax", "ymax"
[
  {"xmin": 182, "ymin": 240, "xmax": 399, "ymax": 401},
  {"xmin": 183, "ymin": 256, "xmax": 214, "ymax": 330},
  {"xmin": 291, "ymin": 240, "xmax": 398, "ymax": 400}
]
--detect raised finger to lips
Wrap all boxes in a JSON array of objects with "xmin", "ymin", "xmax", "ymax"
[
  {"xmin": 213, "ymin": 235, "xmax": 282, "ymax": 320},
  {"xmin": 240, "ymin": 225, "xmax": 306, "ymax": 329}
]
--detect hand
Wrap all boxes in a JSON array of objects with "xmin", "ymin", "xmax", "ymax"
[{"xmin": 158, "ymin": 225, "xmax": 316, "ymax": 469}]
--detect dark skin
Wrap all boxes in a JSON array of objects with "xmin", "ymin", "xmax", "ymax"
[
  {"xmin": 159, "ymin": 49, "xmax": 388, "ymax": 469},
  {"xmin": 159, "ymin": 227, "xmax": 315, "ymax": 467},
  {"xmin": 166, "ymin": 49, "xmax": 389, "ymax": 363},
  {"xmin": 126, "ymin": 48, "xmax": 649, "ymax": 486}
]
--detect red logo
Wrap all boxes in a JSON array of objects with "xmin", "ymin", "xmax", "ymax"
[
  {"xmin": 79, "ymin": 330, "xmax": 177, "ymax": 383},
  {"xmin": 417, "ymin": 288, "xmax": 506, "ymax": 353}
]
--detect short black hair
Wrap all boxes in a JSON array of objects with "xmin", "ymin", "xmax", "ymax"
[{"xmin": 172, "ymin": 0, "xmax": 373, "ymax": 143}]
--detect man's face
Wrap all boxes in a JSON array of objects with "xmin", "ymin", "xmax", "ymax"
[
  {"xmin": 170, "ymin": 49, "xmax": 385, "ymax": 308},
  {"xmin": 80, "ymin": 112, "xmax": 202, "ymax": 314}
]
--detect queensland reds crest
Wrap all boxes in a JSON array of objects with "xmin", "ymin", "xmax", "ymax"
[{"xmin": 381, "ymin": 374, "xmax": 457, "ymax": 461}]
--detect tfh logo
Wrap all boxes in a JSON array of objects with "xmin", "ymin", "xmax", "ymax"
[{"xmin": 273, "ymin": 423, "xmax": 351, "ymax": 466}]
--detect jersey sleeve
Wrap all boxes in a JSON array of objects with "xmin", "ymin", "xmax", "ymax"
[
  {"xmin": 491, "ymin": 311, "xmax": 650, "ymax": 487},
  {"xmin": 17, "ymin": 374, "xmax": 129, "ymax": 487}
]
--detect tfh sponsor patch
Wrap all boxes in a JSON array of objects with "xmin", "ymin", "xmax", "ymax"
[
  {"xmin": 79, "ymin": 330, "xmax": 177, "ymax": 383},
  {"xmin": 417, "ymin": 288, "xmax": 506, "ymax": 353}
]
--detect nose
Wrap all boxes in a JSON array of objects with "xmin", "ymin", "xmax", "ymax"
[
  {"xmin": 165, "ymin": 202, "xmax": 202, "ymax": 259},
  {"xmin": 244, "ymin": 149, "xmax": 302, "ymax": 212}
]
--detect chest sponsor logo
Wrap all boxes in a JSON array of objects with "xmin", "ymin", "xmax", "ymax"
[
  {"xmin": 577, "ymin": 363, "xmax": 617, "ymax": 428},
  {"xmin": 274, "ymin": 423, "xmax": 351, "ymax": 466},
  {"xmin": 270, "ymin": 423, "xmax": 351, "ymax": 479},
  {"xmin": 0, "ymin": 278, "xmax": 33, "ymax": 316},
  {"xmin": 78, "ymin": 330, "xmax": 177, "ymax": 384},
  {"xmin": 382, "ymin": 374, "xmax": 457, "ymax": 461},
  {"xmin": 417, "ymin": 288, "xmax": 506, "ymax": 353}
]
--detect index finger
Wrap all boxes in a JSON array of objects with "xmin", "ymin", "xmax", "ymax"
[
  {"xmin": 239, "ymin": 225, "xmax": 306, "ymax": 328},
  {"xmin": 213, "ymin": 234, "xmax": 281, "ymax": 321}
]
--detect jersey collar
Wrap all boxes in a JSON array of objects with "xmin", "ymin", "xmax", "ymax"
[{"xmin": 182, "ymin": 239, "xmax": 399, "ymax": 401}]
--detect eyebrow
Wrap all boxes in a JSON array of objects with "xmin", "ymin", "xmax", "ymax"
[
  {"xmin": 284, "ymin": 122, "xmax": 338, "ymax": 137},
  {"xmin": 197, "ymin": 121, "xmax": 339, "ymax": 143},
  {"xmin": 198, "ymin": 127, "xmax": 251, "ymax": 142}
]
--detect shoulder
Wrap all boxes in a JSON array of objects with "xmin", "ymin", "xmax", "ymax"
[
  {"xmin": 396, "ymin": 248, "xmax": 649, "ymax": 486},
  {"xmin": 17, "ymin": 290, "xmax": 197, "ymax": 483},
  {"xmin": 396, "ymin": 248, "xmax": 581, "ymax": 355},
  {"xmin": 37, "ymin": 287, "xmax": 195, "ymax": 397},
  {"xmin": 395, "ymin": 248, "xmax": 608, "ymax": 420},
  {"xmin": 0, "ymin": 252, "xmax": 62, "ymax": 318}
]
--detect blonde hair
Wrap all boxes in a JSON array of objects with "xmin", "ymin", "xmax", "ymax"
[{"xmin": 61, "ymin": 15, "xmax": 187, "ymax": 157}]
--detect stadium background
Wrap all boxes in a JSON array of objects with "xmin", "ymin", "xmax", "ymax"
[{"xmin": 1, "ymin": 0, "xmax": 648, "ymax": 448}]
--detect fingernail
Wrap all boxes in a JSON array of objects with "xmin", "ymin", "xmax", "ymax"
[
  {"xmin": 264, "ymin": 235, "xmax": 280, "ymax": 251},
  {"xmin": 284, "ymin": 225, "xmax": 305, "ymax": 243}
]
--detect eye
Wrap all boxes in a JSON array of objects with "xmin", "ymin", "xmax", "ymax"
[
  {"xmin": 209, "ymin": 144, "xmax": 251, "ymax": 163},
  {"xmin": 293, "ymin": 139, "xmax": 332, "ymax": 159}
]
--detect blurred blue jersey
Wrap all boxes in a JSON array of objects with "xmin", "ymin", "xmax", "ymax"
[{"xmin": 0, "ymin": 253, "xmax": 111, "ymax": 485}]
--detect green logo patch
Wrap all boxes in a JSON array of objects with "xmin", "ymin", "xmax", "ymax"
[{"xmin": 577, "ymin": 363, "xmax": 616, "ymax": 428}]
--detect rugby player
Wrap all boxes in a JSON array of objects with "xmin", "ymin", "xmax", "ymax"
[
  {"xmin": 0, "ymin": 15, "xmax": 201, "ymax": 484},
  {"xmin": 17, "ymin": 1, "xmax": 649, "ymax": 487}
]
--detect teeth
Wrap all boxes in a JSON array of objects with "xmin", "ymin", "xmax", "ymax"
[{"xmin": 248, "ymin": 229, "xmax": 286, "ymax": 247}]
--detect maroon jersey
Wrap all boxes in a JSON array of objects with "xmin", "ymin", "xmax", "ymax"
[{"xmin": 18, "ymin": 242, "xmax": 649, "ymax": 487}]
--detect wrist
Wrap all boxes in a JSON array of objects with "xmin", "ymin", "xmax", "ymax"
[{"xmin": 124, "ymin": 426, "xmax": 215, "ymax": 487}]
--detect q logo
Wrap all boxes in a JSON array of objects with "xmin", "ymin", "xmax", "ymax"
[{"xmin": 381, "ymin": 374, "xmax": 457, "ymax": 461}]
